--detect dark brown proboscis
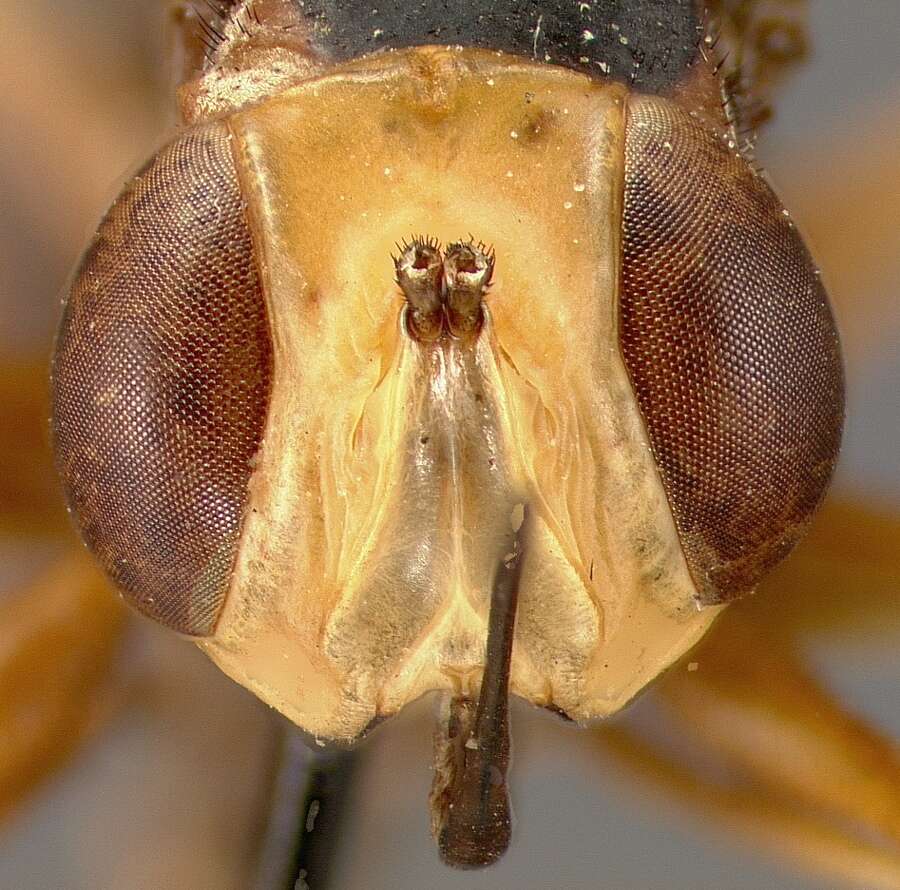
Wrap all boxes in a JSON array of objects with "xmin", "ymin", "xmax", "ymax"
[{"xmin": 430, "ymin": 508, "xmax": 528, "ymax": 868}]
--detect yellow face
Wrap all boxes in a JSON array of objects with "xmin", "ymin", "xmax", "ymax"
[
  {"xmin": 54, "ymin": 26, "xmax": 842, "ymax": 758},
  {"xmin": 198, "ymin": 48, "xmax": 719, "ymax": 740},
  {"xmin": 40, "ymin": 1, "xmax": 850, "ymax": 872}
]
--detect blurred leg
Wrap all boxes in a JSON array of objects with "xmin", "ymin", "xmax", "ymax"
[{"xmin": 0, "ymin": 551, "xmax": 125, "ymax": 823}]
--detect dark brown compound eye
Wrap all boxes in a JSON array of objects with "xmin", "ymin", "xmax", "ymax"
[
  {"xmin": 619, "ymin": 96, "xmax": 844, "ymax": 604},
  {"xmin": 51, "ymin": 123, "xmax": 272, "ymax": 635}
]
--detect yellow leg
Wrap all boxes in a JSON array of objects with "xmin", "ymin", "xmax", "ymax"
[
  {"xmin": 749, "ymin": 499, "xmax": 900, "ymax": 639},
  {"xmin": 656, "ymin": 606, "xmax": 900, "ymax": 845},
  {"xmin": 0, "ymin": 551, "xmax": 125, "ymax": 823},
  {"xmin": 596, "ymin": 724, "xmax": 900, "ymax": 890},
  {"xmin": 588, "ymin": 497, "xmax": 900, "ymax": 886},
  {"xmin": 0, "ymin": 362, "xmax": 67, "ymax": 538}
]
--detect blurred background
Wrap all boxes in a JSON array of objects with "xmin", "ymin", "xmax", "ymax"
[{"xmin": 0, "ymin": 2, "xmax": 898, "ymax": 888}]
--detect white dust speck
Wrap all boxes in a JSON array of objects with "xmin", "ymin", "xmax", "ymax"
[
  {"xmin": 582, "ymin": 29, "xmax": 595, "ymax": 43},
  {"xmin": 563, "ymin": 201, "xmax": 573, "ymax": 210},
  {"xmin": 510, "ymin": 130, "xmax": 519, "ymax": 139},
  {"xmin": 306, "ymin": 800, "xmax": 321, "ymax": 833},
  {"xmin": 510, "ymin": 503, "xmax": 525, "ymax": 532},
  {"xmin": 486, "ymin": 77, "xmax": 495, "ymax": 86},
  {"xmin": 573, "ymin": 182, "xmax": 585, "ymax": 192},
  {"xmin": 687, "ymin": 662, "xmax": 699, "ymax": 673},
  {"xmin": 383, "ymin": 167, "xmax": 392, "ymax": 175}
]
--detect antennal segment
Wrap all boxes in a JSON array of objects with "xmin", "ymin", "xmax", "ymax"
[{"xmin": 395, "ymin": 238, "xmax": 444, "ymax": 342}]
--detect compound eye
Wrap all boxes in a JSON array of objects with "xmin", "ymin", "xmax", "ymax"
[
  {"xmin": 51, "ymin": 123, "xmax": 272, "ymax": 635},
  {"xmin": 619, "ymin": 96, "xmax": 844, "ymax": 603}
]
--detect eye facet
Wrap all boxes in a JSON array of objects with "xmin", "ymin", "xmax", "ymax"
[
  {"xmin": 51, "ymin": 123, "xmax": 272, "ymax": 635},
  {"xmin": 619, "ymin": 96, "xmax": 844, "ymax": 603}
]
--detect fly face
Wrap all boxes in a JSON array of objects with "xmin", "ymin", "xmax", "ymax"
[
  {"xmin": 198, "ymin": 49, "xmax": 730, "ymax": 739},
  {"xmin": 50, "ymin": 0, "xmax": 844, "ymax": 867}
]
